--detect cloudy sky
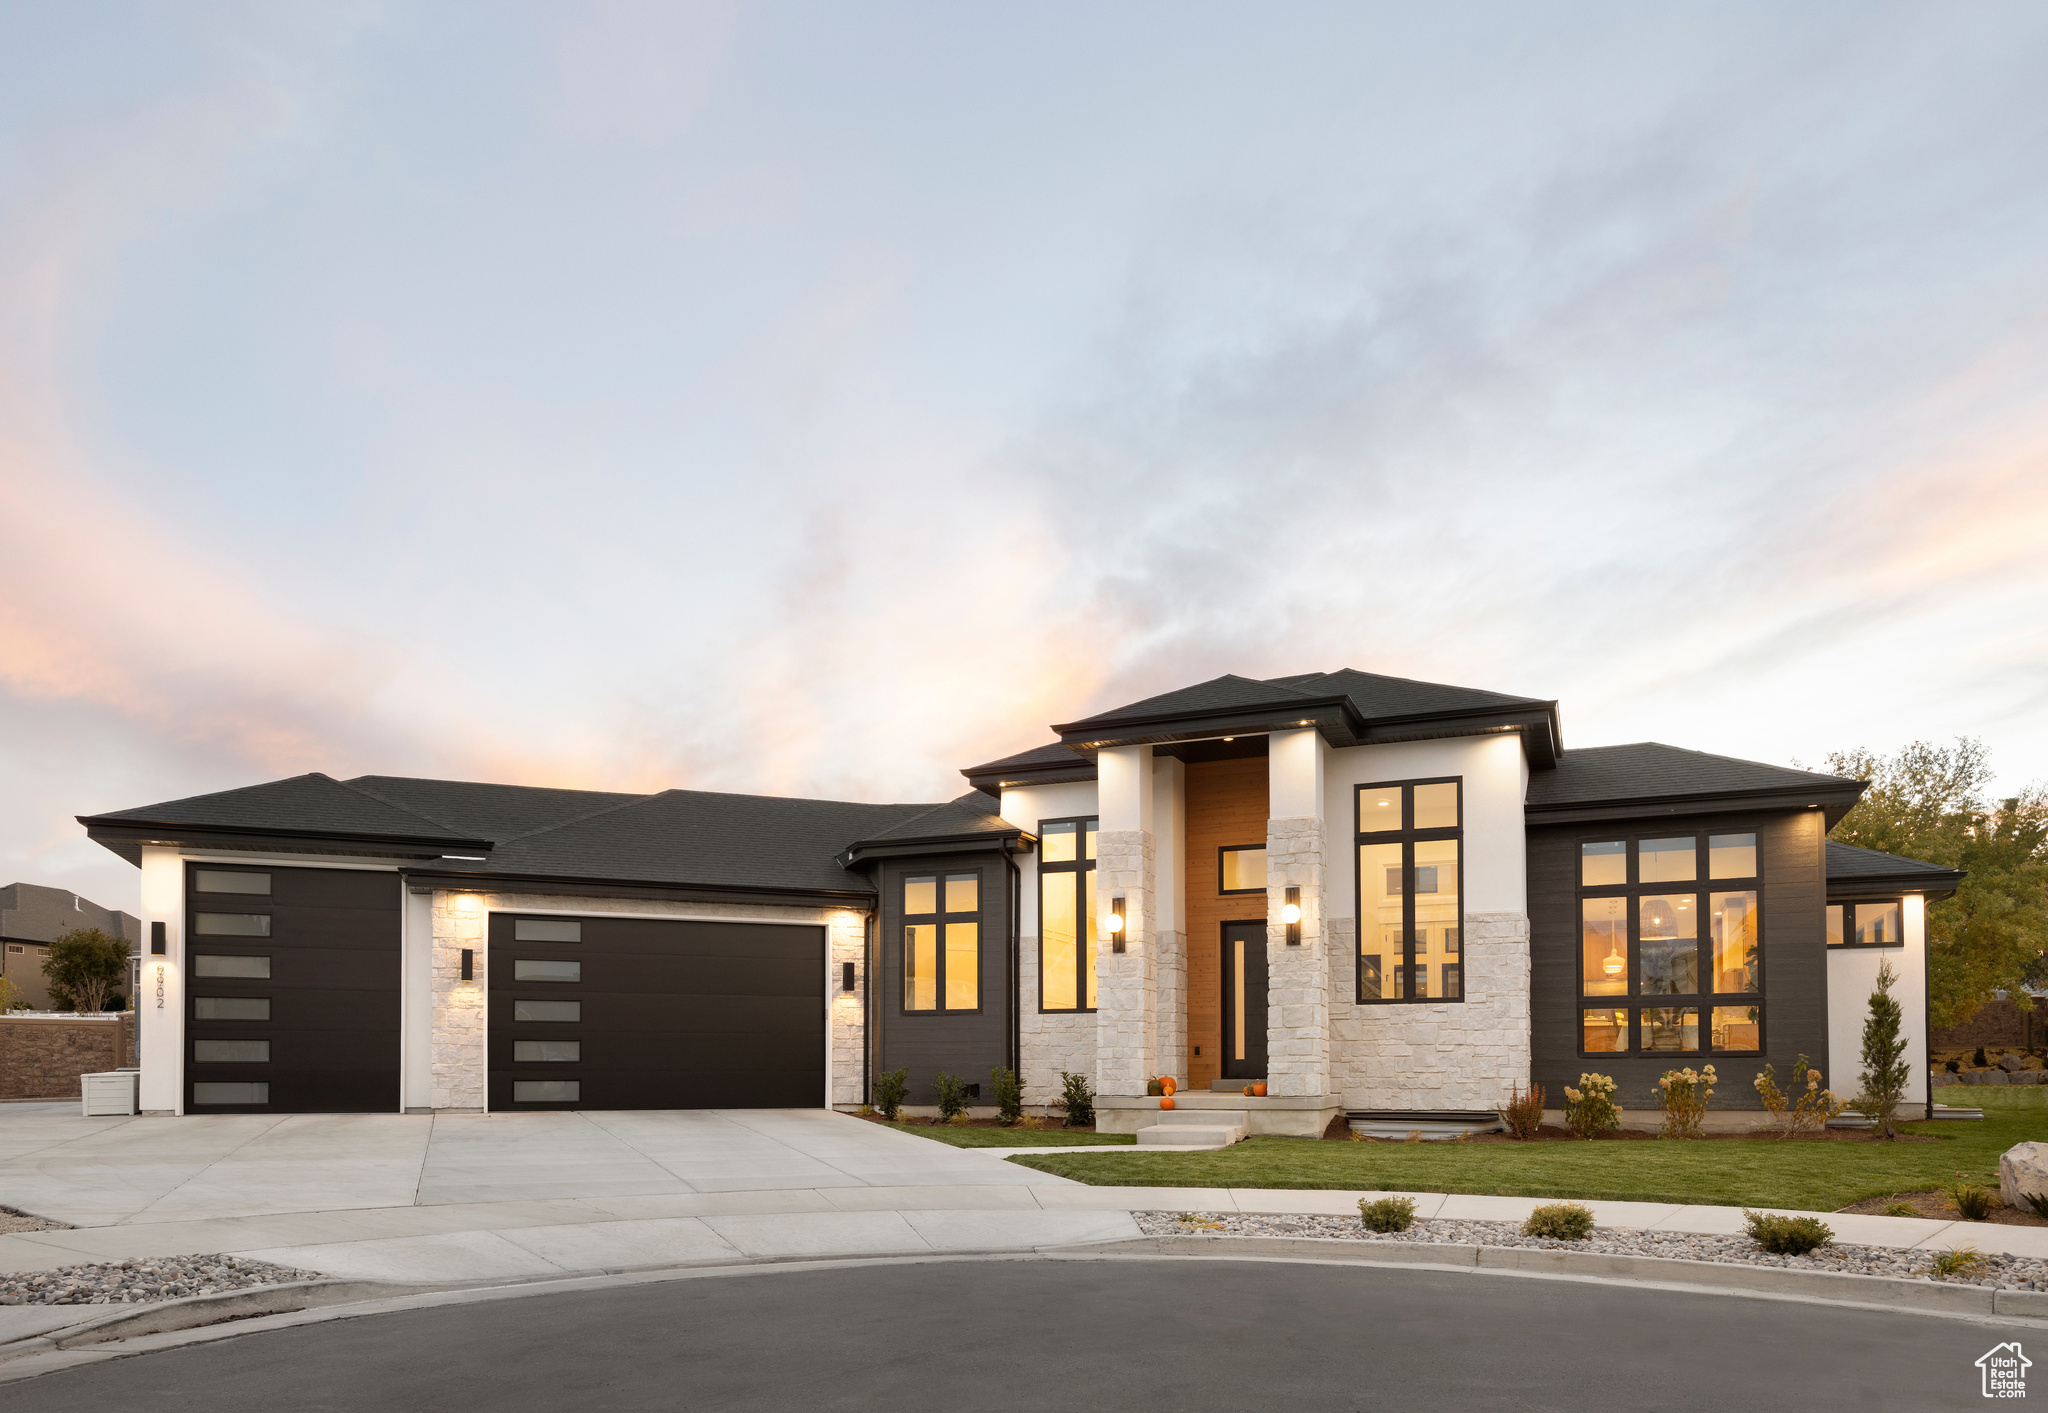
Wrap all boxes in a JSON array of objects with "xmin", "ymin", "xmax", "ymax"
[{"xmin": 5, "ymin": 1, "xmax": 2046, "ymax": 911}]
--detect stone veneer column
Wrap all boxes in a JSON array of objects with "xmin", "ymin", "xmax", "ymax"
[
  {"xmin": 1093, "ymin": 829, "xmax": 1157, "ymax": 1096},
  {"xmin": 827, "ymin": 909, "xmax": 867, "ymax": 1107},
  {"xmin": 1265, "ymin": 816, "xmax": 1330, "ymax": 1097},
  {"xmin": 430, "ymin": 891, "xmax": 487, "ymax": 1112}
]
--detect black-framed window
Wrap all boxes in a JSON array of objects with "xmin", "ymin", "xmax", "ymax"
[
  {"xmin": 1355, "ymin": 778, "xmax": 1463, "ymax": 1004},
  {"xmin": 904, "ymin": 870, "xmax": 981, "ymax": 1013},
  {"xmin": 1219, "ymin": 845, "xmax": 1267, "ymax": 895},
  {"xmin": 1828, "ymin": 899, "xmax": 1903, "ymax": 948},
  {"xmin": 1577, "ymin": 832, "xmax": 1763, "ymax": 1057},
  {"xmin": 1038, "ymin": 817, "xmax": 1097, "ymax": 1012}
]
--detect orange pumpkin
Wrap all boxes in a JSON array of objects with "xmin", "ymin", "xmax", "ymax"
[
  {"xmin": 1242, "ymin": 1084, "xmax": 1254, "ymax": 1097},
  {"xmin": 1161, "ymin": 1076, "xmax": 1177, "ymax": 1096},
  {"xmin": 1252, "ymin": 1082, "xmax": 1268, "ymax": 1097},
  {"xmin": 1160, "ymin": 1096, "xmax": 1175, "ymax": 1110}
]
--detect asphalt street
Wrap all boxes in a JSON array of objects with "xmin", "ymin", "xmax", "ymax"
[{"xmin": 0, "ymin": 1258, "xmax": 2024, "ymax": 1411}]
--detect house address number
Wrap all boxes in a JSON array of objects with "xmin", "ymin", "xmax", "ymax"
[{"xmin": 156, "ymin": 965, "xmax": 165, "ymax": 1009}]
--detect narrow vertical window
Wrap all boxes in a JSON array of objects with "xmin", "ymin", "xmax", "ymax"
[
  {"xmin": 902, "ymin": 870, "xmax": 982, "ymax": 1013},
  {"xmin": 1355, "ymin": 778, "xmax": 1463, "ymax": 1005},
  {"xmin": 1039, "ymin": 817, "xmax": 1098, "ymax": 1012}
]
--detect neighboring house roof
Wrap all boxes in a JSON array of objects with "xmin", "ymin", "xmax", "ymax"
[
  {"xmin": 1524, "ymin": 742, "xmax": 1867, "ymax": 826},
  {"xmin": 0, "ymin": 882, "xmax": 141, "ymax": 945},
  {"xmin": 1826, "ymin": 840, "xmax": 1965, "ymax": 898}
]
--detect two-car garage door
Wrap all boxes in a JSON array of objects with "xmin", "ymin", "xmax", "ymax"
[
  {"xmin": 487, "ymin": 913, "xmax": 826, "ymax": 1110},
  {"xmin": 184, "ymin": 862, "xmax": 826, "ymax": 1113}
]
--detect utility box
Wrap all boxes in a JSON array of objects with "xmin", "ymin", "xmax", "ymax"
[{"xmin": 81, "ymin": 1069, "xmax": 138, "ymax": 1117}]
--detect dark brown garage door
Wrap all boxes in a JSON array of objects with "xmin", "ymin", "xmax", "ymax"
[
  {"xmin": 184, "ymin": 864, "xmax": 400, "ymax": 1114},
  {"xmin": 487, "ymin": 913, "xmax": 825, "ymax": 1110}
]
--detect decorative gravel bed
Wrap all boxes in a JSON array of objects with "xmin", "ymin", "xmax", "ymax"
[
  {"xmin": 0, "ymin": 1255, "xmax": 321, "ymax": 1307},
  {"xmin": 1132, "ymin": 1211, "xmax": 2048, "ymax": 1292}
]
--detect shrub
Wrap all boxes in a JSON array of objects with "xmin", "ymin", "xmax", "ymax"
[
  {"xmin": 1880, "ymin": 1201, "xmax": 1919, "ymax": 1217},
  {"xmin": 1975, "ymin": 1047, "xmax": 1989, "ymax": 1069},
  {"xmin": 2023, "ymin": 1192, "xmax": 2048, "ymax": 1220},
  {"xmin": 1359, "ymin": 1197, "xmax": 1416, "ymax": 1233},
  {"xmin": 0, "ymin": 976, "xmax": 23, "ymax": 1015},
  {"xmin": 872, "ymin": 1067, "xmax": 909, "ymax": 1122},
  {"xmin": 1946, "ymin": 1058, "xmax": 1961, "ymax": 1073},
  {"xmin": 1753, "ymin": 1054, "xmax": 1848, "ymax": 1139},
  {"xmin": 42, "ymin": 928, "xmax": 130, "ymax": 1014},
  {"xmin": 1742, "ymin": 1210, "xmax": 1834, "ymax": 1256},
  {"xmin": 1522, "ymin": 1202, "xmax": 1595, "ymax": 1241},
  {"xmin": 1653, "ymin": 1065, "xmax": 1716, "ymax": 1139},
  {"xmin": 1058, "ymin": 1070, "xmax": 1095, "ymax": 1127},
  {"xmin": 1856, "ymin": 961, "xmax": 1912, "ymax": 1140},
  {"xmin": 1497, "ymin": 1082, "xmax": 1544, "ymax": 1140},
  {"xmin": 932, "ymin": 1072, "xmax": 973, "ymax": 1122},
  {"xmin": 1944, "ymin": 1173, "xmax": 1997, "ymax": 1221},
  {"xmin": 1927, "ymin": 1246, "xmax": 1991, "ymax": 1281},
  {"xmin": 988, "ymin": 1066, "xmax": 1024, "ymax": 1126},
  {"xmin": 1563, "ymin": 1073, "xmax": 1622, "ymax": 1139}
]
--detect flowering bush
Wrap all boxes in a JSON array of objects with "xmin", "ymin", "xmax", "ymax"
[
  {"xmin": 1654, "ymin": 1065, "xmax": 1716, "ymax": 1138},
  {"xmin": 1562, "ymin": 1073, "xmax": 1622, "ymax": 1139},
  {"xmin": 1752, "ymin": 1055, "xmax": 1847, "ymax": 1138}
]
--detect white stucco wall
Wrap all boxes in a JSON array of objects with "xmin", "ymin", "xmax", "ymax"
[
  {"xmin": 1826, "ymin": 895, "xmax": 1930, "ymax": 1109},
  {"xmin": 136, "ymin": 846, "xmax": 185, "ymax": 1115},
  {"xmin": 1319, "ymin": 733, "xmax": 1533, "ymax": 1110}
]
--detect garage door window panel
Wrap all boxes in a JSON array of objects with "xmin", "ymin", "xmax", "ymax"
[
  {"xmin": 902, "ymin": 872, "xmax": 981, "ymax": 1013},
  {"xmin": 195, "ymin": 913, "xmax": 271, "ymax": 937}
]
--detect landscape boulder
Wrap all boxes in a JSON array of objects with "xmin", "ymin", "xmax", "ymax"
[
  {"xmin": 1930, "ymin": 1071, "xmax": 1960, "ymax": 1087},
  {"xmin": 2001, "ymin": 1142, "xmax": 2048, "ymax": 1211},
  {"xmin": 1980, "ymin": 1070, "xmax": 2010, "ymax": 1086},
  {"xmin": 2000, "ymin": 1053, "xmax": 2027, "ymax": 1072}
]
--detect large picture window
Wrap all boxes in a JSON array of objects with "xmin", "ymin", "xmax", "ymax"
[
  {"xmin": 1039, "ymin": 817, "xmax": 1098, "ymax": 1012},
  {"xmin": 1827, "ymin": 899, "xmax": 1902, "ymax": 948},
  {"xmin": 1576, "ymin": 832, "xmax": 1763, "ymax": 1056},
  {"xmin": 1356, "ymin": 778, "xmax": 1463, "ymax": 1004},
  {"xmin": 903, "ymin": 871, "xmax": 980, "ymax": 1012}
]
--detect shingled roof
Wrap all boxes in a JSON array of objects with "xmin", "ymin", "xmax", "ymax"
[
  {"xmin": 1827, "ymin": 840, "xmax": 1965, "ymax": 896},
  {"xmin": 83, "ymin": 773, "xmax": 489, "ymax": 850},
  {"xmin": 1525, "ymin": 743, "xmax": 1866, "ymax": 822}
]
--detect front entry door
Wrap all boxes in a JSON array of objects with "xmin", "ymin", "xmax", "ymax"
[{"xmin": 1220, "ymin": 920, "xmax": 1268, "ymax": 1080}]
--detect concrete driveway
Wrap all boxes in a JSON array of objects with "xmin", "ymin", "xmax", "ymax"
[{"xmin": 0, "ymin": 1105, "xmax": 1139, "ymax": 1285}]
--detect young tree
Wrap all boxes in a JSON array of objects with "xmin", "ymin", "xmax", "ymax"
[
  {"xmin": 1855, "ymin": 959, "xmax": 1911, "ymax": 1141},
  {"xmin": 1822, "ymin": 739, "xmax": 2048, "ymax": 1027},
  {"xmin": 42, "ymin": 928, "xmax": 131, "ymax": 1014}
]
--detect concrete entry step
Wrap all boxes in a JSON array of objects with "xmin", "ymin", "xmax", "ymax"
[
  {"xmin": 1151, "ymin": 1108, "xmax": 1247, "ymax": 1126},
  {"xmin": 1136, "ymin": 1123, "xmax": 1247, "ymax": 1148}
]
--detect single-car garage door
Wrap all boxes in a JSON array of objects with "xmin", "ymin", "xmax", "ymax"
[
  {"xmin": 184, "ymin": 863, "xmax": 400, "ymax": 1114},
  {"xmin": 487, "ymin": 913, "xmax": 825, "ymax": 1110}
]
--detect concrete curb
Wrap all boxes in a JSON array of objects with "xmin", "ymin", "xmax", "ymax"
[
  {"xmin": 0, "ymin": 1279, "xmax": 418, "ymax": 1362},
  {"xmin": 1081, "ymin": 1234, "xmax": 2048, "ymax": 1319}
]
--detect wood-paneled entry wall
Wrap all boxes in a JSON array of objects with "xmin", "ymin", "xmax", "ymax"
[{"xmin": 1183, "ymin": 757, "xmax": 1269, "ymax": 1089}]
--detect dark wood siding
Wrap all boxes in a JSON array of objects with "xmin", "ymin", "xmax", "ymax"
[
  {"xmin": 185, "ymin": 864, "xmax": 400, "ymax": 1114},
  {"xmin": 1183, "ymin": 758, "xmax": 1270, "ymax": 1090},
  {"xmin": 876, "ymin": 851, "xmax": 1012, "ymax": 1106},
  {"xmin": 1528, "ymin": 808, "xmax": 1828, "ymax": 1110}
]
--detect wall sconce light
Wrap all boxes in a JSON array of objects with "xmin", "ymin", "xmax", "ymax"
[
  {"xmin": 842, "ymin": 961, "xmax": 856, "ymax": 992},
  {"xmin": 151, "ymin": 921, "xmax": 167, "ymax": 956},
  {"xmin": 460, "ymin": 949, "xmax": 474, "ymax": 981},
  {"xmin": 1283, "ymin": 887, "xmax": 1302, "ymax": 946},
  {"xmin": 1108, "ymin": 897, "xmax": 1127, "ymax": 953}
]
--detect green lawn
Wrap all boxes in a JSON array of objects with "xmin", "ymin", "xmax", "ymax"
[
  {"xmin": 1001, "ymin": 1090, "xmax": 2048, "ymax": 1212},
  {"xmin": 876, "ymin": 1121, "xmax": 1134, "ymax": 1148}
]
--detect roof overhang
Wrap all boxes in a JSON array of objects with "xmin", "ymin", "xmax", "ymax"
[
  {"xmin": 77, "ymin": 817, "xmax": 493, "ymax": 868},
  {"xmin": 1525, "ymin": 781, "xmax": 1867, "ymax": 829},
  {"xmin": 401, "ymin": 867, "xmax": 876, "ymax": 911},
  {"xmin": 838, "ymin": 829, "xmax": 1033, "ymax": 869},
  {"xmin": 1827, "ymin": 867, "xmax": 1966, "ymax": 903},
  {"xmin": 1048, "ymin": 696, "xmax": 1563, "ymax": 768}
]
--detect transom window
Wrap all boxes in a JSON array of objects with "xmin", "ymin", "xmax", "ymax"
[
  {"xmin": 904, "ymin": 871, "xmax": 981, "ymax": 1012},
  {"xmin": 1578, "ymin": 832, "xmax": 1763, "ymax": 1057},
  {"xmin": 1828, "ymin": 899, "xmax": 1903, "ymax": 948},
  {"xmin": 1219, "ymin": 845, "xmax": 1267, "ymax": 894},
  {"xmin": 1038, "ymin": 818, "xmax": 1098, "ymax": 1012},
  {"xmin": 1356, "ymin": 778, "xmax": 1463, "ymax": 1004}
]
